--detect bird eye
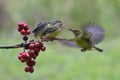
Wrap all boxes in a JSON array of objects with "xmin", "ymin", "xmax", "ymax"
[{"xmin": 55, "ymin": 20, "xmax": 62, "ymax": 23}]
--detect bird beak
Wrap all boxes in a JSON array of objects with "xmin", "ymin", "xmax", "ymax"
[
  {"xmin": 61, "ymin": 23, "xmax": 71, "ymax": 29},
  {"xmin": 68, "ymin": 28, "xmax": 76, "ymax": 33},
  {"xmin": 61, "ymin": 23, "xmax": 65, "ymax": 28}
]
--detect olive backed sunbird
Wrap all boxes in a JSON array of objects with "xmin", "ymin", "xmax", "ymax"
[
  {"xmin": 60, "ymin": 23, "xmax": 105, "ymax": 52},
  {"xmin": 32, "ymin": 20, "xmax": 64, "ymax": 40}
]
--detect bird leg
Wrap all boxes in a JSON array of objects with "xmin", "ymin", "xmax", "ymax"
[
  {"xmin": 49, "ymin": 38, "xmax": 55, "ymax": 41},
  {"xmin": 46, "ymin": 37, "xmax": 62, "ymax": 41},
  {"xmin": 43, "ymin": 37, "xmax": 54, "ymax": 42}
]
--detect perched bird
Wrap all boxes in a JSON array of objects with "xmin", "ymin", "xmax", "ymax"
[
  {"xmin": 60, "ymin": 23, "xmax": 105, "ymax": 52},
  {"xmin": 32, "ymin": 21, "xmax": 48, "ymax": 39},
  {"xmin": 32, "ymin": 20, "xmax": 64, "ymax": 40}
]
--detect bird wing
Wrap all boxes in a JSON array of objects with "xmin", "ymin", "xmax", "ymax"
[
  {"xmin": 59, "ymin": 39, "xmax": 80, "ymax": 48},
  {"xmin": 42, "ymin": 27, "xmax": 58, "ymax": 35},
  {"xmin": 81, "ymin": 23, "xmax": 105, "ymax": 45},
  {"xmin": 32, "ymin": 20, "xmax": 62, "ymax": 33},
  {"xmin": 32, "ymin": 22, "xmax": 48, "ymax": 33}
]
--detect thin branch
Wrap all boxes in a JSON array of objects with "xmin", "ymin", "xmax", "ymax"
[
  {"xmin": 0, "ymin": 43, "xmax": 27, "ymax": 49},
  {"xmin": 0, "ymin": 38, "xmax": 67, "ymax": 49}
]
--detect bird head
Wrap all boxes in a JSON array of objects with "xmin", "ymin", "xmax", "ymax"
[
  {"xmin": 69, "ymin": 28, "xmax": 82, "ymax": 36},
  {"xmin": 52, "ymin": 20, "xmax": 65, "ymax": 29},
  {"xmin": 59, "ymin": 23, "xmax": 65, "ymax": 29}
]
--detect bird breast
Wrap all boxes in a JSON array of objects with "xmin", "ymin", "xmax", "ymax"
[{"xmin": 75, "ymin": 37, "xmax": 92, "ymax": 49}]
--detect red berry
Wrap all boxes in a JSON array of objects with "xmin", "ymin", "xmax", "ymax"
[
  {"xmin": 20, "ymin": 29, "xmax": 26, "ymax": 35},
  {"xmin": 19, "ymin": 53, "xmax": 31, "ymax": 62},
  {"xmin": 24, "ymin": 66, "xmax": 30, "ymax": 72},
  {"xmin": 18, "ymin": 22, "xmax": 24, "ymax": 29},
  {"xmin": 26, "ymin": 60, "xmax": 36, "ymax": 67},
  {"xmin": 19, "ymin": 52, "xmax": 25, "ymax": 55},
  {"xmin": 29, "ymin": 44, "xmax": 35, "ymax": 49},
  {"xmin": 20, "ymin": 58, "xmax": 26, "ymax": 63},
  {"xmin": 26, "ymin": 53, "xmax": 31, "ymax": 61},
  {"xmin": 24, "ymin": 27, "xmax": 29, "ymax": 31},
  {"xmin": 18, "ymin": 27, "xmax": 22, "ymax": 32},
  {"xmin": 38, "ymin": 43, "xmax": 43, "ymax": 47},
  {"xmin": 23, "ymin": 23, "xmax": 28, "ymax": 28},
  {"xmin": 35, "ymin": 42, "xmax": 41, "ymax": 48},
  {"xmin": 41, "ymin": 46, "xmax": 46, "ymax": 51},
  {"xmin": 34, "ymin": 52, "xmax": 39, "ymax": 56},
  {"xmin": 22, "ymin": 53, "xmax": 27, "ymax": 57},
  {"xmin": 18, "ymin": 54, "xmax": 22, "ymax": 60},
  {"xmin": 25, "ymin": 66, "xmax": 34, "ymax": 73},
  {"xmin": 26, "ymin": 30, "xmax": 31, "ymax": 35},
  {"xmin": 32, "ymin": 54, "xmax": 37, "ymax": 59},
  {"xmin": 28, "ymin": 50, "xmax": 38, "ymax": 59},
  {"xmin": 23, "ymin": 35, "xmax": 28, "ymax": 41},
  {"xmin": 29, "ymin": 67, "xmax": 34, "ymax": 73},
  {"xmin": 34, "ymin": 47, "xmax": 40, "ymax": 53},
  {"xmin": 28, "ymin": 49, "xmax": 35, "ymax": 56}
]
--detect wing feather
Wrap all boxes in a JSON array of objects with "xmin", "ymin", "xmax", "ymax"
[
  {"xmin": 32, "ymin": 22, "xmax": 48, "ymax": 33},
  {"xmin": 42, "ymin": 27, "xmax": 57, "ymax": 35},
  {"xmin": 81, "ymin": 23, "xmax": 105, "ymax": 45}
]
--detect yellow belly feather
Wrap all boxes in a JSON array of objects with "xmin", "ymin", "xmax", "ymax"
[{"xmin": 75, "ymin": 36, "xmax": 92, "ymax": 50}]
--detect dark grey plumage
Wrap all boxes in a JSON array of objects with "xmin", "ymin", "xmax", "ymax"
[
  {"xmin": 42, "ymin": 27, "xmax": 58, "ymax": 35},
  {"xmin": 32, "ymin": 22, "xmax": 48, "ymax": 33}
]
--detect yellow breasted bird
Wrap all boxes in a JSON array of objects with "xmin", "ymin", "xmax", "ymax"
[
  {"xmin": 60, "ymin": 23, "xmax": 105, "ymax": 52},
  {"xmin": 32, "ymin": 20, "xmax": 64, "ymax": 40}
]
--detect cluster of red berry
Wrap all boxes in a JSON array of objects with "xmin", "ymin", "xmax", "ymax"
[
  {"xmin": 18, "ymin": 21, "xmax": 31, "ymax": 35},
  {"xmin": 17, "ymin": 22, "xmax": 46, "ymax": 73}
]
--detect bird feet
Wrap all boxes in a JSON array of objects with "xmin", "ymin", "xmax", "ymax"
[
  {"xmin": 81, "ymin": 48, "xmax": 86, "ymax": 52},
  {"xmin": 45, "ymin": 38, "xmax": 54, "ymax": 41}
]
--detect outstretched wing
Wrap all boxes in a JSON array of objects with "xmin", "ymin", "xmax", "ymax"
[
  {"xmin": 81, "ymin": 23, "xmax": 105, "ymax": 45},
  {"xmin": 59, "ymin": 39, "xmax": 80, "ymax": 48},
  {"xmin": 32, "ymin": 22, "xmax": 48, "ymax": 33}
]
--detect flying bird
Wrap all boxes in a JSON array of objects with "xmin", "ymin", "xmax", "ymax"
[{"xmin": 60, "ymin": 23, "xmax": 105, "ymax": 52}]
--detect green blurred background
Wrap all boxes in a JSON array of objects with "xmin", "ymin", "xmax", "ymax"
[{"xmin": 0, "ymin": 0, "xmax": 120, "ymax": 80}]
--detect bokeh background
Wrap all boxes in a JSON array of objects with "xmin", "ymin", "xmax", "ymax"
[{"xmin": 0, "ymin": 0, "xmax": 120, "ymax": 80}]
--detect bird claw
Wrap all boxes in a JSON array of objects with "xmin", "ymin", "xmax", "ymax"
[
  {"xmin": 50, "ymin": 38, "xmax": 55, "ymax": 41},
  {"xmin": 81, "ymin": 48, "xmax": 86, "ymax": 52},
  {"xmin": 45, "ymin": 38, "xmax": 54, "ymax": 41}
]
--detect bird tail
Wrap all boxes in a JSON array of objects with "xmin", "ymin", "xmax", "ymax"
[
  {"xmin": 59, "ymin": 39, "xmax": 80, "ymax": 48},
  {"xmin": 93, "ymin": 46, "xmax": 103, "ymax": 52}
]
